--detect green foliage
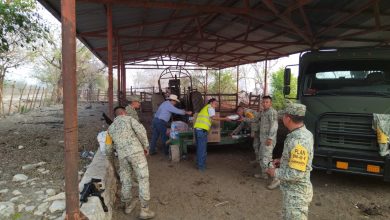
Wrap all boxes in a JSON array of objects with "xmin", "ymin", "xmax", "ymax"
[
  {"xmin": 0, "ymin": 0, "xmax": 48, "ymax": 53},
  {"xmin": 11, "ymin": 212, "xmax": 22, "ymax": 220},
  {"xmin": 271, "ymin": 68, "xmax": 297, "ymax": 110},
  {"xmin": 208, "ymin": 69, "xmax": 237, "ymax": 94}
]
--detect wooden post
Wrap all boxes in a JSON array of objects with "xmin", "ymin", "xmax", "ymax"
[
  {"xmin": 8, "ymin": 82, "xmax": 16, "ymax": 115},
  {"xmin": 43, "ymin": 89, "xmax": 48, "ymax": 107},
  {"xmin": 0, "ymin": 88, "xmax": 4, "ymax": 116},
  {"xmin": 218, "ymin": 69, "xmax": 221, "ymax": 111},
  {"xmin": 25, "ymin": 85, "xmax": 33, "ymax": 111},
  {"xmin": 107, "ymin": 4, "xmax": 114, "ymax": 117},
  {"xmin": 236, "ymin": 66, "xmax": 239, "ymax": 108},
  {"xmin": 264, "ymin": 59, "xmax": 268, "ymax": 95},
  {"xmin": 18, "ymin": 84, "xmax": 27, "ymax": 112},
  {"xmin": 39, "ymin": 88, "xmax": 45, "ymax": 107},
  {"xmin": 32, "ymin": 87, "xmax": 41, "ymax": 109}
]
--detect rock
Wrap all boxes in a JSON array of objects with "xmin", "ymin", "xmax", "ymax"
[
  {"xmin": 37, "ymin": 168, "xmax": 45, "ymax": 172},
  {"xmin": 41, "ymin": 170, "xmax": 50, "ymax": 174},
  {"xmin": 0, "ymin": 189, "xmax": 9, "ymax": 195},
  {"xmin": 12, "ymin": 190, "xmax": 22, "ymax": 196},
  {"xmin": 44, "ymin": 192, "xmax": 65, "ymax": 202},
  {"xmin": 12, "ymin": 174, "xmax": 28, "ymax": 182},
  {"xmin": 0, "ymin": 202, "xmax": 15, "ymax": 218},
  {"xmin": 18, "ymin": 204, "xmax": 26, "ymax": 212},
  {"xmin": 30, "ymin": 182, "xmax": 36, "ymax": 186},
  {"xmin": 18, "ymin": 145, "xmax": 24, "ymax": 149},
  {"xmin": 46, "ymin": 189, "xmax": 56, "ymax": 196},
  {"xmin": 34, "ymin": 202, "xmax": 49, "ymax": 216},
  {"xmin": 26, "ymin": 178, "xmax": 39, "ymax": 183},
  {"xmin": 10, "ymin": 196, "xmax": 22, "ymax": 202},
  {"xmin": 25, "ymin": 199, "xmax": 31, "ymax": 204},
  {"xmin": 0, "ymin": 181, "xmax": 6, "ymax": 186},
  {"xmin": 22, "ymin": 162, "xmax": 46, "ymax": 170},
  {"xmin": 25, "ymin": 205, "xmax": 36, "ymax": 212},
  {"xmin": 35, "ymin": 190, "xmax": 44, "ymax": 195},
  {"xmin": 49, "ymin": 200, "xmax": 66, "ymax": 213},
  {"xmin": 37, "ymin": 195, "xmax": 47, "ymax": 201}
]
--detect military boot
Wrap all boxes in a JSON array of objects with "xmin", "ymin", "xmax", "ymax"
[
  {"xmin": 254, "ymin": 173, "xmax": 268, "ymax": 179},
  {"xmin": 267, "ymin": 178, "xmax": 280, "ymax": 190},
  {"xmin": 124, "ymin": 199, "xmax": 137, "ymax": 214},
  {"xmin": 139, "ymin": 207, "xmax": 155, "ymax": 219}
]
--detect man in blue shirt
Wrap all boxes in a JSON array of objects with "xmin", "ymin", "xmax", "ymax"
[{"xmin": 150, "ymin": 94, "xmax": 192, "ymax": 155}]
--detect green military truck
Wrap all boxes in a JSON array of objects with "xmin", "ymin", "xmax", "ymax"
[{"xmin": 283, "ymin": 48, "xmax": 390, "ymax": 181}]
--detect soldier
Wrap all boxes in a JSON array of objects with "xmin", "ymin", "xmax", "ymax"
[
  {"xmin": 125, "ymin": 95, "xmax": 141, "ymax": 122},
  {"xmin": 106, "ymin": 106, "xmax": 155, "ymax": 219},
  {"xmin": 255, "ymin": 96, "xmax": 279, "ymax": 190},
  {"xmin": 266, "ymin": 103, "xmax": 314, "ymax": 220}
]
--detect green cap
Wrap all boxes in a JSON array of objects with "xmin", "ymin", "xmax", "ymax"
[
  {"xmin": 128, "ymin": 95, "xmax": 141, "ymax": 102},
  {"xmin": 282, "ymin": 103, "xmax": 306, "ymax": 116}
]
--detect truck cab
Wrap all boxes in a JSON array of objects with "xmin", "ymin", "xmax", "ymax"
[{"xmin": 284, "ymin": 48, "xmax": 390, "ymax": 181}]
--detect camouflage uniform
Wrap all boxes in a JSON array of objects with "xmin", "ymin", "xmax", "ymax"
[
  {"xmin": 275, "ymin": 104, "xmax": 314, "ymax": 220},
  {"xmin": 106, "ymin": 115, "xmax": 150, "ymax": 205},
  {"xmin": 125, "ymin": 95, "xmax": 141, "ymax": 122},
  {"xmin": 235, "ymin": 111, "xmax": 260, "ymax": 161},
  {"xmin": 372, "ymin": 114, "xmax": 390, "ymax": 156},
  {"xmin": 125, "ymin": 105, "xmax": 140, "ymax": 122},
  {"xmin": 259, "ymin": 107, "xmax": 278, "ymax": 174}
]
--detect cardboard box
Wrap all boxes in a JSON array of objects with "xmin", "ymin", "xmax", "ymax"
[{"xmin": 193, "ymin": 112, "xmax": 221, "ymax": 143}]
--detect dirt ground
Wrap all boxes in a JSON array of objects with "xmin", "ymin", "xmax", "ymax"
[{"xmin": 1, "ymin": 103, "xmax": 390, "ymax": 220}]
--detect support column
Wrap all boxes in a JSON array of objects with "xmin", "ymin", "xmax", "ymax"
[
  {"xmin": 121, "ymin": 54, "xmax": 126, "ymax": 100},
  {"xmin": 116, "ymin": 36, "xmax": 121, "ymax": 104},
  {"xmin": 263, "ymin": 60, "xmax": 268, "ymax": 95},
  {"xmin": 107, "ymin": 4, "xmax": 114, "ymax": 117},
  {"xmin": 61, "ymin": 0, "xmax": 82, "ymax": 219},
  {"xmin": 236, "ymin": 66, "xmax": 239, "ymax": 107}
]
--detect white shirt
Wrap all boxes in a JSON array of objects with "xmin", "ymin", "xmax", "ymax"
[{"xmin": 208, "ymin": 106, "xmax": 216, "ymax": 117}]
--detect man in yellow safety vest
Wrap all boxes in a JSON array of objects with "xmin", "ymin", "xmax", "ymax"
[{"xmin": 194, "ymin": 98, "xmax": 230, "ymax": 171}]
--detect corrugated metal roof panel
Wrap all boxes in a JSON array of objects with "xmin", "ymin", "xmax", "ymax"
[{"xmin": 38, "ymin": 0, "xmax": 390, "ymax": 68}]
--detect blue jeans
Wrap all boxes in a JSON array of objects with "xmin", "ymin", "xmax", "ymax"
[
  {"xmin": 195, "ymin": 129, "xmax": 208, "ymax": 170},
  {"xmin": 150, "ymin": 118, "xmax": 168, "ymax": 155}
]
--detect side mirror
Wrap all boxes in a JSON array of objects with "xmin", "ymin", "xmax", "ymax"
[{"xmin": 283, "ymin": 68, "xmax": 291, "ymax": 95}]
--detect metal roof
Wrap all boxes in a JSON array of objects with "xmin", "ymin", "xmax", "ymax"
[{"xmin": 38, "ymin": 0, "xmax": 390, "ymax": 69}]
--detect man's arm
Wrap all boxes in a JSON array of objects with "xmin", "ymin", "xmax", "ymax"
[
  {"xmin": 130, "ymin": 118, "xmax": 150, "ymax": 151},
  {"xmin": 231, "ymin": 121, "xmax": 246, "ymax": 135},
  {"xmin": 166, "ymin": 103, "xmax": 187, "ymax": 115},
  {"xmin": 266, "ymin": 110, "xmax": 278, "ymax": 144}
]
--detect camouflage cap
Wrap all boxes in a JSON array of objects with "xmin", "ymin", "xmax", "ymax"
[
  {"xmin": 281, "ymin": 103, "xmax": 306, "ymax": 116},
  {"xmin": 128, "ymin": 95, "xmax": 141, "ymax": 102}
]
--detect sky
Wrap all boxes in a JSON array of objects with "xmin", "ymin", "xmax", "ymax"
[{"xmin": 6, "ymin": 2, "xmax": 300, "ymax": 93}]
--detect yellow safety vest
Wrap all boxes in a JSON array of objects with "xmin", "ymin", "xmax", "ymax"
[{"xmin": 194, "ymin": 104, "xmax": 212, "ymax": 131}]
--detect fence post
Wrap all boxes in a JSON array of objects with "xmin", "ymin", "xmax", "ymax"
[
  {"xmin": 8, "ymin": 82, "xmax": 16, "ymax": 115},
  {"xmin": 0, "ymin": 88, "xmax": 4, "ymax": 117},
  {"xmin": 28, "ymin": 86, "xmax": 37, "ymax": 110},
  {"xmin": 24, "ymin": 85, "xmax": 33, "ymax": 111},
  {"xmin": 39, "ymin": 88, "xmax": 45, "ymax": 107},
  {"xmin": 32, "ymin": 87, "xmax": 41, "ymax": 109},
  {"xmin": 18, "ymin": 84, "xmax": 27, "ymax": 112}
]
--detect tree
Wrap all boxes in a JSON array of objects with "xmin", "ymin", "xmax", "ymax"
[
  {"xmin": 32, "ymin": 31, "xmax": 106, "ymax": 103},
  {"xmin": 0, "ymin": 0, "xmax": 48, "ymax": 112},
  {"xmin": 208, "ymin": 69, "xmax": 237, "ymax": 94},
  {"xmin": 271, "ymin": 68, "xmax": 298, "ymax": 109}
]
